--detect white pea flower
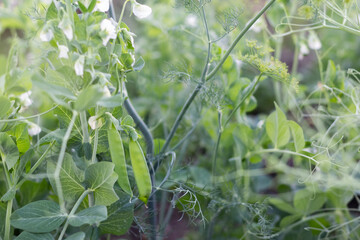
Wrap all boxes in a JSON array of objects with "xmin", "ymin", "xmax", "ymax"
[
  {"xmin": 58, "ymin": 17, "xmax": 73, "ymax": 40},
  {"xmin": 75, "ymin": 56, "xmax": 85, "ymax": 76},
  {"xmin": 100, "ymin": 19, "xmax": 117, "ymax": 46},
  {"xmin": 28, "ymin": 123, "xmax": 42, "ymax": 136},
  {"xmin": 185, "ymin": 14, "xmax": 198, "ymax": 27},
  {"xmin": 88, "ymin": 116, "xmax": 103, "ymax": 129},
  {"xmin": 132, "ymin": 1, "xmax": 152, "ymax": 19},
  {"xmin": 94, "ymin": 0, "xmax": 109, "ymax": 12},
  {"xmin": 19, "ymin": 91, "xmax": 33, "ymax": 107},
  {"xmin": 299, "ymin": 42, "xmax": 310, "ymax": 60},
  {"xmin": 39, "ymin": 27, "xmax": 53, "ymax": 42},
  {"xmin": 58, "ymin": 45, "xmax": 69, "ymax": 59},
  {"xmin": 308, "ymin": 31, "xmax": 321, "ymax": 50},
  {"xmin": 103, "ymin": 86, "xmax": 111, "ymax": 97}
]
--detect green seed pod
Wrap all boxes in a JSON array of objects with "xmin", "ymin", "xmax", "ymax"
[
  {"xmin": 108, "ymin": 128, "xmax": 133, "ymax": 197},
  {"xmin": 129, "ymin": 140, "xmax": 152, "ymax": 204}
]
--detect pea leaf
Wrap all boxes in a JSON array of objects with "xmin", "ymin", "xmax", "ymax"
[
  {"xmin": 100, "ymin": 190, "xmax": 134, "ymax": 235},
  {"xmin": 74, "ymin": 85, "xmax": 104, "ymax": 111},
  {"xmin": 65, "ymin": 232, "xmax": 85, "ymax": 240},
  {"xmin": 11, "ymin": 200, "xmax": 67, "ymax": 233},
  {"xmin": 293, "ymin": 189, "xmax": 326, "ymax": 215},
  {"xmin": 46, "ymin": 2, "xmax": 58, "ymax": 21},
  {"xmin": 0, "ymin": 96, "xmax": 11, "ymax": 118},
  {"xmin": 265, "ymin": 103, "xmax": 290, "ymax": 148},
  {"xmin": 0, "ymin": 132, "xmax": 19, "ymax": 170},
  {"xmin": 68, "ymin": 205, "xmax": 107, "ymax": 227},
  {"xmin": 47, "ymin": 154, "xmax": 85, "ymax": 203},
  {"xmin": 119, "ymin": 53, "xmax": 134, "ymax": 70},
  {"xmin": 280, "ymin": 214, "xmax": 302, "ymax": 228},
  {"xmin": 85, "ymin": 162, "xmax": 119, "ymax": 206},
  {"xmin": 16, "ymin": 232, "xmax": 54, "ymax": 240},
  {"xmin": 288, "ymin": 121, "xmax": 305, "ymax": 152},
  {"xmin": 268, "ymin": 198, "xmax": 297, "ymax": 214},
  {"xmin": 133, "ymin": 57, "xmax": 145, "ymax": 72},
  {"xmin": 8, "ymin": 123, "xmax": 30, "ymax": 153},
  {"xmin": 98, "ymin": 95, "xmax": 124, "ymax": 108}
]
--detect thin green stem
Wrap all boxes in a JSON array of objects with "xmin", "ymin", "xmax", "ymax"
[
  {"xmin": 211, "ymin": 110, "xmax": 222, "ymax": 183},
  {"xmin": 0, "ymin": 105, "xmax": 58, "ymax": 123},
  {"xmin": 160, "ymin": 3, "xmax": 212, "ymax": 154},
  {"xmin": 291, "ymin": 35, "xmax": 300, "ymax": 77},
  {"xmin": 80, "ymin": 111, "xmax": 90, "ymax": 144},
  {"xmin": 249, "ymin": 149, "xmax": 319, "ymax": 164},
  {"xmin": 54, "ymin": 111, "xmax": 78, "ymax": 212},
  {"xmin": 205, "ymin": 0, "xmax": 276, "ymax": 81},
  {"xmin": 15, "ymin": 141, "xmax": 55, "ymax": 189},
  {"xmin": 4, "ymin": 199, "xmax": 13, "ymax": 240},
  {"xmin": 91, "ymin": 106, "xmax": 99, "ymax": 164},
  {"xmin": 3, "ymin": 162, "xmax": 13, "ymax": 240},
  {"xmin": 117, "ymin": 0, "xmax": 129, "ymax": 28},
  {"xmin": 58, "ymin": 189, "xmax": 92, "ymax": 240},
  {"xmin": 224, "ymin": 73, "xmax": 263, "ymax": 127}
]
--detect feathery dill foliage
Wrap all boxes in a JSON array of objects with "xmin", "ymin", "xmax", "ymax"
[
  {"xmin": 216, "ymin": 7, "xmax": 243, "ymax": 33},
  {"xmin": 200, "ymin": 81, "xmax": 227, "ymax": 108},
  {"xmin": 161, "ymin": 62, "xmax": 192, "ymax": 84},
  {"xmin": 239, "ymin": 40, "xmax": 299, "ymax": 91}
]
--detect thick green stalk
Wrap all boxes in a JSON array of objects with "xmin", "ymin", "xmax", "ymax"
[
  {"xmin": 4, "ymin": 200, "xmax": 13, "ymax": 240},
  {"xmin": 224, "ymin": 73, "xmax": 263, "ymax": 127},
  {"xmin": 54, "ymin": 111, "xmax": 78, "ymax": 212},
  {"xmin": 3, "ymin": 162, "xmax": 13, "ymax": 240}
]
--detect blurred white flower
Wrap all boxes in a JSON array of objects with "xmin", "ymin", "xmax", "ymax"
[
  {"xmin": 19, "ymin": 91, "xmax": 33, "ymax": 107},
  {"xmin": 94, "ymin": 0, "xmax": 109, "ymax": 12},
  {"xmin": 58, "ymin": 45, "xmax": 69, "ymax": 59},
  {"xmin": 185, "ymin": 15, "xmax": 198, "ymax": 27},
  {"xmin": 88, "ymin": 116, "xmax": 103, "ymax": 129},
  {"xmin": 299, "ymin": 42, "xmax": 310, "ymax": 60},
  {"xmin": 103, "ymin": 86, "xmax": 111, "ymax": 97},
  {"xmin": 28, "ymin": 123, "xmax": 41, "ymax": 136},
  {"xmin": 250, "ymin": 18, "xmax": 264, "ymax": 33},
  {"xmin": 39, "ymin": 27, "xmax": 53, "ymax": 42},
  {"xmin": 100, "ymin": 19, "xmax": 117, "ymax": 46},
  {"xmin": 41, "ymin": 0, "xmax": 52, "ymax": 4},
  {"xmin": 132, "ymin": 2, "xmax": 152, "ymax": 19},
  {"xmin": 58, "ymin": 18, "xmax": 73, "ymax": 40},
  {"xmin": 308, "ymin": 31, "xmax": 321, "ymax": 50},
  {"xmin": 75, "ymin": 56, "xmax": 85, "ymax": 76}
]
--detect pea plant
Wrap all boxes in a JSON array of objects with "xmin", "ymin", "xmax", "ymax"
[{"xmin": 1, "ymin": 0, "xmax": 360, "ymax": 239}]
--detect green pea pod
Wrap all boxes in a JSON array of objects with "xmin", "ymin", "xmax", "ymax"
[
  {"xmin": 129, "ymin": 140, "xmax": 152, "ymax": 204},
  {"xmin": 108, "ymin": 128, "xmax": 133, "ymax": 197}
]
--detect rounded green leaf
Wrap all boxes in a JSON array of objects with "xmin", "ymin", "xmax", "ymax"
[
  {"xmin": 68, "ymin": 205, "xmax": 107, "ymax": 227},
  {"xmin": 0, "ymin": 132, "xmax": 19, "ymax": 170},
  {"xmin": 11, "ymin": 200, "xmax": 67, "ymax": 233},
  {"xmin": 0, "ymin": 96, "xmax": 11, "ymax": 118},
  {"xmin": 265, "ymin": 103, "xmax": 290, "ymax": 148}
]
